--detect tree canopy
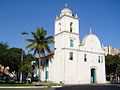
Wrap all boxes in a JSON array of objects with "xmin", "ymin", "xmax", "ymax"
[
  {"xmin": 105, "ymin": 54, "xmax": 120, "ymax": 81},
  {"xmin": 0, "ymin": 42, "xmax": 34, "ymax": 74}
]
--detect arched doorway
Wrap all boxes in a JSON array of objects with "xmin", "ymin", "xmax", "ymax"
[{"xmin": 91, "ymin": 68, "xmax": 96, "ymax": 83}]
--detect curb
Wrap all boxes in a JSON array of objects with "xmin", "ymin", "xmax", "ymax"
[
  {"xmin": 0, "ymin": 86, "xmax": 47, "ymax": 88},
  {"xmin": 0, "ymin": 86, "xmax": 63, "ymax": 88},
  {"xmin": 51, "ymin": 86, "xmax": 62, "ymax": 88}
]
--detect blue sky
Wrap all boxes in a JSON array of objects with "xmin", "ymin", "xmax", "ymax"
[{"xmin": 0, "ymin": 0, "xmax": 120, "ymax": 51}]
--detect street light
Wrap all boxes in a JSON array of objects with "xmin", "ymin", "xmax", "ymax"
[{"xmin": 20, "ymin": 32, "xmax": 29, "ymax": 83}]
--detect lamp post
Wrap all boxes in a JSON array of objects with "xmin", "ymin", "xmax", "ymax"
[{"xmin": 20, "ymin": 32, "xmax": 29, "ymax": 83}]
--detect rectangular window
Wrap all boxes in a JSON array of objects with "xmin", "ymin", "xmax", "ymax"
[
  {"xmin": 98, "ymin": 56, "xmax": 103, "ymax": 63},
  {"xmin": 98, "ymin": 56, "xmax": 100, "ymax": 63},
  {"xmin": 70, "ymin": 39, "xmax": 74, "ymax": 47},
  {"xmin": 84, "ymin": 54, "xmax": 87, "ymax": 62},
  {"xmin": 69, "ymin": 52, "xmax": 73, "ymax": 60}
]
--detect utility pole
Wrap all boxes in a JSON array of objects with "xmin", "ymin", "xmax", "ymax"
[{"xmin": 20, "ymin": 32, "xmax": 29, "ymax": 83}]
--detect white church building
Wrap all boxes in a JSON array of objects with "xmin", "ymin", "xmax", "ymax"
[{"xmin": 41, "ymin": 5, "xmax": 106, "ymax": 84}]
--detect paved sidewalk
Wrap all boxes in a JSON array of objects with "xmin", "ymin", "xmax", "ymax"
[{"xmin": 0, "ymin": 84, "xmax": 120, "ymax": 90}]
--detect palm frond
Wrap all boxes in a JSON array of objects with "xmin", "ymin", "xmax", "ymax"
[
  {"xmin": 31, "ymin": 32, "xmax": 39, "ymax": 41},
  {"xmin": 43, "ymin": 44, "xmax": 51, "ymax": 53},
  {"xmin": 46, "ymin": 45, "xmax": 51, "ymax": 53},
  {"xmin": 26, "ymin": 38, "xmax": 35, "ymax": 43},
  {"xmin": 26, "ymin": 43, "xmax": 34, "ymax": 49},
  {"xmin": 45, "ymin": 36, "xmax": 54, "ymax": 44},
  {"xmin": 37, "ymin": 28, "xmax": 47, "ymax": 37},
  {"xmin": 26, "ymin": 43, "xmax": 37, "ymax": 51}
]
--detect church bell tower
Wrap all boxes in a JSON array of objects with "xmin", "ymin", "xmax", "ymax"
[
  {"xmin": 53, "ymin": 4, "xmax": 80, "ymax": 83},
  {"xmin": 54, "ymin": 4, "xmax": 80, "ymax": 50}
]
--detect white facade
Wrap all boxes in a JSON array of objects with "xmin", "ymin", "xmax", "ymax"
[{"xmin": 48, "ymin": 5, "xmax": 106, "ymax": 84}]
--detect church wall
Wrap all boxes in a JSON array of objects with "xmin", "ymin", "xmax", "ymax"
[
  {"xmin": 77, "ymin": 51, "xmax": 91, "ymax": 83},
  {"xmin": 63, "ymin": 49, "xmax": 78, "ymax": 84},
  {"xmin": 95, "ymin": 56, "xmax": 106, "ymax": 83},
  {"xmin": 77, "ymin": 51, "xmax": 106, "ymax": 83},
  {"xmin": 49, "ymin": 49, "xmax": 66, "ymax": 83},
  {"xmin": 48, "ymin": 51, "xmax": 62, "ymax": 83}
]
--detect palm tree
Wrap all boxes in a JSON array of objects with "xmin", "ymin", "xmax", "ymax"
[{"xmin": 26, "ymin": 27, "xmax": 54, "ymax": 81}]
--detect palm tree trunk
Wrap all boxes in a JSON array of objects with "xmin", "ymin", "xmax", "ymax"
[{"xmin": 38, "ymin": 52, "xmax": 41, "ymax": 81}]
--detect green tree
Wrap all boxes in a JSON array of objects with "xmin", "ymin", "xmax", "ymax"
[
  {"xmin": 7, "ymin": 47, "xmax": 22, "ymax": 72},
  {"xmin": 26, "ymin": 27, "xmax": 54, "ymax": 80},
  {"xmin": 0, "ymin": 42, "xmax": 23, "ymax": 73},
  {"xmin": 105, "ymin": 54, "xmax": 120, "ymax": 81},
  {"xmin": 22, "ymin": 54, "xmax": 34, "ymax": 75},
  {"xmin": 0, "ymin": 42, "xmax": 9, "ymax": 66},
  {"xmin": 0, "ymin": 41, "xmax": 35, "ymax": 82}
]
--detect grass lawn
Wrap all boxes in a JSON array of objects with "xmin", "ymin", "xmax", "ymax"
[
  {"xmin": 33, "ymin": 81, "xmax": 63, "ymax": 87},
  {"xmin": 0, "ymin": 83, "xmax": 33, "ymax": 87},
  {"xmin": 0, "ymin": 82, "xmax": 63, "ymax": 87}
]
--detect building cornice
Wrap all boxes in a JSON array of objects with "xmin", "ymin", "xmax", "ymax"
[
  {"xmin": 55, "ymin": 15, "xmax": 78, "ymax": 21},
  {"xmin": 55, "ymin": 31, "xmax": 79, "ymax": 36},
  {"xmin": 62, "ymin": 48, "xmax": 105, "ymax": 55}
]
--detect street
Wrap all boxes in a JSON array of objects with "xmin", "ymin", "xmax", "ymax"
[{"xmin": 0, "ymin": 84, "xmax": 120, "ymax": 90}]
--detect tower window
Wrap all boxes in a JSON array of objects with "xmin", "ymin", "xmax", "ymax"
[
  {"xmin": 70, "ymin": 22, "xmax": 73, "ymax": 32},
  {"xmin": 98, "ymin": 56, "xmax": 100, "ymax": 63},
  {"xmin": 84, "ymin": 54, "xmax": 87, "ymax": 62},
  {"xmin": 70, "ymin": 39, "xmax": 74, "ymax": 47},
  {"xmin": 69, "ymin": 52, "xmax": 73, "ymax": 60},
  {"xmin": 59, "ymin": 23, "xmax": 61, "ymax": 31}
]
